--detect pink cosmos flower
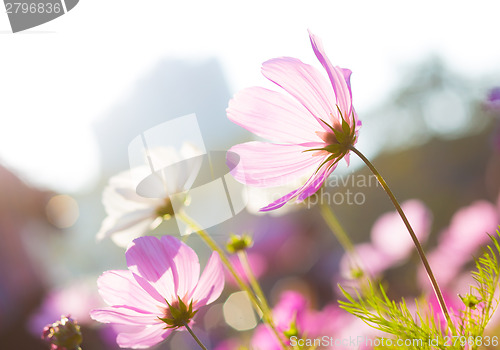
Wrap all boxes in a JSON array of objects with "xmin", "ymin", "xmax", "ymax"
[
  {"xmin": 29, "ymin": 279, "xmax": 102, "ymax": 336},
  {"xmin": 420, "ymin": 200, "xmax": 499, "ymax": 288},
  {"xmin": 90, "ymin": 236, "xmax": 224, "ymax": 349},
  {"xmin": 227, "ymin": 30, "xmax": 361, "ymax": 211}
]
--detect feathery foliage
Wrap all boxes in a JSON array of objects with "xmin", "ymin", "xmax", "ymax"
[{"xmin": 338, "ymin": 230, "xmax": 500, "ymax": 350}]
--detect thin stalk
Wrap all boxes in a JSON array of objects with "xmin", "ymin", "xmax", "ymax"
[
  {"xmin": 237, "ymin": 250, "xmax": 272, "ymax": 317},
  {"xmin": 177, "ymin": 211, "xmax": 288, "ymax": 350},
  {"xmin": 182, "ymin": 321, "xmax": 208, "ymax": 350},
  {"xmin": 348, "ymin": 145, "xmax": 455, "ymax": 333},
  {"xmin": 319, "ymin": 203, "xmax": 371, "ymax": 282},
  {"xmin": 319, "ymin": 202, "xmax": 356, "ymax": 253}
]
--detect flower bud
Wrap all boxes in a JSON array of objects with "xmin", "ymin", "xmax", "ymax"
[
  {"xmin": 459, "ymin": 294, "xmax": 480, "ymax": 309},
  {"xmin": 41, "ymin": 315, "xmax": 82, "ymax": 350},
  {"xmin": 226, "ymin": 233, "xmax": 253, "ymax": 254}
]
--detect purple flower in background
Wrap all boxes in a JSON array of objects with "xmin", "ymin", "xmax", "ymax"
[
  {"xmin": 485, "ymin": 87, "xmax": 500, "ymax": 112},
  {"xmin": 227, "ymin": 30, "xmax": 361, "ymax": 211},
  {"xmin": 91, "ymin": 236, "xmax": 224, "ymax": 349},
  {"xmin": 29, "ymin": 279, "xmax": 102, "ymax": 336},
  {"xmin": 419, "ymin": 200, "xmax": 499, "ymax": 289},
  {"xmin": 250, "ymin": 291, "xmax": 310, "ymax": 350}
]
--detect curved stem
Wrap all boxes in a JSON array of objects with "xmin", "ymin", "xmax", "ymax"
[
  {"xmin": 182, "ymin": 321, "xmax": 208, "ymax": 350},
  {"xmin": 177, "ymin": 211, "xmax": 289, "ymax": 349},
  {"xmin": 348, "ymin": 146, "xmax": 455, "ymax": 333}
]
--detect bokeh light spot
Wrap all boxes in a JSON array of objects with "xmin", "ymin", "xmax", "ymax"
[{"xmin": 45, "ymin": 195, "xmax": 79, "ymax": 229}]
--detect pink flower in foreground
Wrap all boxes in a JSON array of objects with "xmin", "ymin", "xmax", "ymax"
[
  {"xmin": 227, "ymin": 30, "xmax": 361, "ymax": 211},
  {"xmin": 90, "ymin": 236, "xmax": 224, "ymax": 349}
]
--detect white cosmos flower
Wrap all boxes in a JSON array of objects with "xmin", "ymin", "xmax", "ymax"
[{"xmin": 97, "ymin": 145, "xmax": 201, "ymax": 248}]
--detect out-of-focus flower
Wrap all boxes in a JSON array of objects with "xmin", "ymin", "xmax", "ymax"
[
  {"xmin": 226, "ymin": 252, "xmax": 267, "ymax": 287},
  {"xmin": 227, "ymin": 30, "xmax": 361, "ymax": 211},
  {"xmin": 420, "ymin": 200, "xmax": 499, "ymax": 289},
  {"xmin": 250, "ymin": 291, "xmax": 310, "ymax": 350},
  {"xmin": 485, "ymin": 87, "xmax": 500, "ymax": 112},
  {"xmin": 97, "ymin": 146, "xmax": 200, "ymax": 247},
  {"xmin": 90, "ymin": 236, "xmax": 224, "ymax": 349},
  {"xmin": 29, "ymin": 279, "xmax": 102, "ymax": 336},
  {"xmin": 340, "ymin": 199, "xmax": 432, "ymax": 278},
  {"xmin": 41, "ymin": 315, "xmax": 82, "ymax": 350}
]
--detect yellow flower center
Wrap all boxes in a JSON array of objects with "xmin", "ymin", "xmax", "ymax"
[{"xmin": 156, "ymin": 197, "xmax": 175, "ymax": 219}]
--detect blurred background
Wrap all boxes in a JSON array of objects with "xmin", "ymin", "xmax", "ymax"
[{"xmin": 1, "ymin": 1, "xmax": 500, "ymax": 349}]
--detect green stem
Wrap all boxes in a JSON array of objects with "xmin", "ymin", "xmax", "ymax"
[
  {"xmin": 348, "ymin": 145, "xmax": 455, "ymax": 333},
  {"xmin": 319, "ymin": 203, "xmax": 356, "ymax": 253},
  {"xmin": 237, "ymin": 251, "xmax": 273, "ymax": 317},
  {"xmin": 177, "ymin": 211, "xmax": 289, "ymax": 350},
  {"xmin": 319, "ymin": 203, "xmax": 370, "ymax": 281},
  {"xmin": 182, "ymin": 321, "xmax": 208, "ymax": 350}
]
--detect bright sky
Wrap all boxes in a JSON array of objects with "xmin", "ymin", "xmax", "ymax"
[{"xmin": 1, "ymin": 0, "xmax": 499, "ymax": 193}]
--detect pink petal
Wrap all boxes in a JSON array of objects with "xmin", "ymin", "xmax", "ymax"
[
  {"xmin": 296, "ymin": 165, "xmax": 333, "ymax": 201},
  {"xmin": 225, "ymin": 252, "xmax": 267, "ymax": 286},
  {"xmin": 116, "ymin": 324, "xmax": 171, "ymax": 349},
  {"xmin": 190, "ymin": 252, "xmax": 224, "ymax": 307},
  {"xmin": 445, "ymin": 200, "xmax": 498, "ymax": 252},
  {"xmin": 308, "ymin": 30, "xmax": 353, "ymax": 115},
  {"xmin": 261, "ymin": 57, "xmax": 335, "ymax": 131},
  {"xmin": 96, "ymin": 270, "xmax": 162, "ymax": 313},
  {"xmin": 260, "ymin": 162, "xmax": 333, "ymax": 211},
  {"xmin": 159, "ymin": 236, "xmax": 200, "ymax": 300},
  {"xmin": 371, "ymin": 200, "xmax": 432, "ymax": 261},
  {"xmin": 125, "ymin": 236, "xmax": 178, "ymax": 301},
  {"xmin": 272, "ymin": 291, "xmax": 309, "ymax": 330},
  {"xmin": 251, "ymin": 325, "xmax": 283, "ymax": 350},
  {"xmin": 227, "ymin": 87, "xmax": 321, "ymax": 143},
  {"xmin": 259, "ymin": 187, "xmax": 301, "ymax": 211},
  {"xmin": 90, "ymin": 306, "xmax": 160, "ymax": 326},
  {"xmin": 421, "ymin": 247, "xmax": 462, "ymax": 287},
  {"xmin": 227, "ymin": 141, "xmax": 320, "ymax": 187},
  {"xmin": 340, "ymin": 243, "xmax": 393, "ymax": 278}
]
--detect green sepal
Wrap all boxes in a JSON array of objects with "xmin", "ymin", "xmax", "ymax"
[
  {"xmin": 283, "ymin": 316, "xmax": 299, "ymax": 338},
  {"xmin": 158, "ymin": 297, "xmax": 198, "ymax": 329},
  {"xmin": 341, "ymin": 113, "xmax": 351, "ymax": 137},
  {"xmin": 323, "ymin": 144, "xmax": 342, "ymax": 155},
  {"xmin": 332, "ymin": 127, "xmax": 346, "ymax": 144}
]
